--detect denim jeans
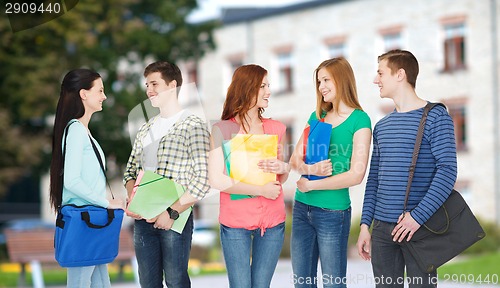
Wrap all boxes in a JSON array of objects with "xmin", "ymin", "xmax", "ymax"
[
  {"xmin": 133, "ymin": 213, "xmax": 193, "ymax": 288},
  {"xmin": 291, "ymin": 201, "xmax": 351, "ymax": 288},
  {"xmin": 220, "ymin": 222, "xmax": 285, "ymax": 288},
  {"xmin": 67, "ymin": 264, "xmax": 111, "ymax": 288},
  {"xmin": 371, "ymin": 220, "xmax": 437, "ymax": 288}
]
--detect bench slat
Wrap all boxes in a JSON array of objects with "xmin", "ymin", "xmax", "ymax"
[{"xmin": 5, "ymin": 228, "xmax": 135, "ymax": 264}]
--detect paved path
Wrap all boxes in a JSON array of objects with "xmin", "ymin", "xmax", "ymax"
[
  {"xmin": 191, "ymin": 259, "xmax": 499, "ymax": 288},
  {"xmin": 51, "ymin": 258, "xmax": 499, "ymax": 287}
]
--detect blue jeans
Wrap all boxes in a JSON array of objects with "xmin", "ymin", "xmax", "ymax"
[
  {"xmin": 291, "ymin": 201, "xmax": 351, "ymax": 288},
  {"xmin": 371, "ymin": 220, "xmax": 437, "ymax": 288},
  {"xmin": 220, "ymin": 222, "xmax": 285, "ymax": 288},
  {"xmin": 67, "ymin": 265, "xmax": 111, "ymax": 288},
  {"xmin": 133, "ymin": 213, "xmax": 193, "ymax": 288}
]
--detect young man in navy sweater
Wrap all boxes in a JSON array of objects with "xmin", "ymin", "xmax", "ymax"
[{"xmin": 357, "ymin": 49, "xmax": 457, "ymax": 287}]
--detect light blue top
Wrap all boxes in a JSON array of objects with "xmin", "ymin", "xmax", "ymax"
[{"xmin": 62, "ymin": 120, "xmax": 109, "ymax": 208}]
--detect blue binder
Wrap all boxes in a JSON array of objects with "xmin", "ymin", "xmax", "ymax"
[{"xmin": 303, "ymin": 120, "xmax": 332, "ymax": 180}]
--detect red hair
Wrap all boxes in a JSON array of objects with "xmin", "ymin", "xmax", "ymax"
[{"xmin": 221, "ymin": 64, "xmax": 267, "ymax": 132}]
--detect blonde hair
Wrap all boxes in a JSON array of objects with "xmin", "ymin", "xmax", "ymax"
[{"xmin": 314, "ymin": 57, "xmax": 362, "ymax": 118}]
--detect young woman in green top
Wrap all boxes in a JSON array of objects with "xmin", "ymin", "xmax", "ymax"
[{"xmin": 289, "ymin": 57, "xmax": 372, "ymax": 288}]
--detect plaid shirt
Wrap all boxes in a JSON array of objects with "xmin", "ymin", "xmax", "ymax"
[{"xmin": 124, "ymin": 112, "xmax": 210, "ymax": 200}]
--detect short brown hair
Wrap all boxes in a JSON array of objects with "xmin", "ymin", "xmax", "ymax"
[
  {"xmin": 378, "ymin": 49, "xmax": 419, "ymax": 89},
  {"xmin": 144, "ymin": 61, "xmax": 183, "ymax": 87}
]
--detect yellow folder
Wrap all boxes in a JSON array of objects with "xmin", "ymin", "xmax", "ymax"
[
  {"xmin": 223, "ymin": 134, "xmax": 278, "ymax": 200},
  {"xmin": 126, "ymin": 170, "xmax": 191, "ymax": 234}
]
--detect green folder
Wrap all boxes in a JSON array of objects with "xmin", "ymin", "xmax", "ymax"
[{"xmin": 127, "ymin": 170, "xmax": 191, "ymax": 234}]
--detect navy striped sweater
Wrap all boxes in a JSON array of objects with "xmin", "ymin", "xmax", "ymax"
[{"xmin": 361, "ymin": 104, "xmax": 457, "ymax": 226}]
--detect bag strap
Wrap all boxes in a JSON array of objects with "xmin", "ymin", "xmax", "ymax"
[
  {"xmin": 56, "ymin": 121, "xmax": 78, "ymax": 226},
  {"xmin": 58, "ymin": 120, "xmax": 76, "ymax": 214},
  {"xmin": 88, "ymin": 135, "xmax": 114, "ymax": 199},
  {"xmin": 62, "ymin": 120, "xmax": 114, "ymax": 200},
  {"xmin": 403, "ymin": 102, "xmax": 446, "ymax": 212},
  {"xmin": 81, "ymin": 209, "xmax": 116, "ymax": 229},
  {"xmin": 61, "ymin": 120, "xmax": 77, "ymax": 177}
]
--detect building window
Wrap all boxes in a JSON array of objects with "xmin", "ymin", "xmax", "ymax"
[
  {"xmin": 283, "ymin": 123, "xmax": 294, "ymax": 162},
  {"xmin": 383, "ymin": 32, "xmax": 402, "ymax": 51},
  {"xmin": 379, "ymin": 25, "xmax": 403, "ymax": 52},
  {"xmin": 328, "ymin": 43, "xmax": 346, "ymax": 58},
  {"xmin": 224, "ymin": 53, "xmax": 245, "ymax": 100},
  {"xmin": 276, "ymin": 52, "xmax": 293, "ymax": 94},
  {"xmin": 324, "ymin": 36, "xmax": 347, "ymax": 58},
  {"xmin": 448, "ymin": 104, "xmax": 467, "ymax": 151},
  {"xmin": 179, "ymin": 62, "xmax": 200, "ymax": 105},
  {"xmin": 229, "ymin": 59, "xmax": 243, "ymax": 73},
  {"xmin": 187, "ymin": 65, "xmax": 198, "ymax": 87},
  {"xmin": 226, "ymin": 52, "xmax": 245, "ymax": 76},
  {"xmin": 443, "ymin": 23, "xmax": 466, "ymax": 71}
]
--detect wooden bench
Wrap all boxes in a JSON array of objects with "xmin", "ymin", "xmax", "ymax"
[{"xmin": 5, "ymin": 227, "xmax": 137, "ymax": 288}]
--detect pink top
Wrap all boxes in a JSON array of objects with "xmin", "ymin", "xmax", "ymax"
[{"xmin": 214, "ymin": 118, "xmax": 286, "ymax": 235}]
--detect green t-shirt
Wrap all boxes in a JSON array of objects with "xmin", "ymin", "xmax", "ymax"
[{"xmin": 294, "ymin": 109, "xmax": 371, "ymax": 210}]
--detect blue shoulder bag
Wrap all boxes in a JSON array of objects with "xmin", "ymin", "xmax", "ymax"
[{"xmin": 54, "ymin": 121, "xmax": 124, "ymax": 267}]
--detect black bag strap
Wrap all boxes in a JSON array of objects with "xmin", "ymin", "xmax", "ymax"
[
  {"xmin": 61, "ymin": 120, "xmax": 77, "ymax": 178},
  {"xmin": 57, "ymin": 120, "xmax": 77, "ymax": 227},
  {"xmin": 403, "ymin": 102, "xmax": 451, "ymax": 234},
  {"xmin": 88, "ymin": 135, "xmax": 114, "ymax": 199},
  {"xmin": 403, "ymin": 102, "xmax": 446, "ymax": 211},
  {"xmin": 81, "ymin": 209, "xmax": 116, "ymax": 229}
]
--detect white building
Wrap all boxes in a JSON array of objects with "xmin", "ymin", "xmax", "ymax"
[{"xmin": 185, "ymin": 0, "xmax": 500, "ymax": 224}]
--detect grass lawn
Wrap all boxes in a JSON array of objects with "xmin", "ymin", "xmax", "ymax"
[
  {"xmin": 0, "ymin": 261, "xmax": 226, "ymax": 287},
  {"xmin": 0, "ymin": 267, "xmax": 67, "ymax": 287},
  {"xmin": 0, "ymin": 264, "xmax": 133, "ymax": 287},
  {"xmin": 438, "ymin": 251, "xmax": 500, "ymax": 285}
]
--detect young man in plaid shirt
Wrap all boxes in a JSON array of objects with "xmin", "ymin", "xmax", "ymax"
[{"xmin": 124, "ymin": 61, "xmax": 210, "ymax": 288}]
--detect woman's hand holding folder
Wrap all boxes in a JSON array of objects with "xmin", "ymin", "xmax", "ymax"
[
  {"xmin": 308, "ymin": 159, "xmax": 332, "ymax": 177},
  {"xmin": 258, "ymin": 159, "xmax": 290, "ymax": 175},
  {"xmin": 257, "ymin": 181, "xmax": 281, "ymax": 200}
]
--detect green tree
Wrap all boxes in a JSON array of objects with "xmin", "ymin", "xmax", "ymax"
[{"xmin": 0, "ymin": 0, "xmax": 216, "ymax": 196}]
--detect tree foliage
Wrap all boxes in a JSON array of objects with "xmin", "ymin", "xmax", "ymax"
[{"xmin": 0, "ymin": 0, "xmax": 216, "ymax": 196}]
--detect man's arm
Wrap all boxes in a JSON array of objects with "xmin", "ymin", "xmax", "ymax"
[
  {"xmin": 124, "ymin": 126, "xmax": 144, "ymax": 190},
  {"xmin": 150, "ymin": 119, "xmax": 211, "ymax": 230},
  {"xmin": 393, "ymin": 106, "xmax": 457, "ymax": 242},
  {"xmin": 410, "ymin": 107, "xmax": 457, "ymax": 225},
  {"xmin": 356, "ymin": 132, "xmax": 379, "ymax": 260},
  {"xmin": 360, "ymin": 132, "xmax": 380, "ymax": 227}
]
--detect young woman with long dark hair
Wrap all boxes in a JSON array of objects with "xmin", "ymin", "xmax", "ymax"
[{"xmin": 49, "ymin": 68, "xmax": 124, "ymax": 287}]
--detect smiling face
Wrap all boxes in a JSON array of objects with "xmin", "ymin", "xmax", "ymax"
[
  {"xmin": 81, "ymin": 78, "xmax": 106, "ymax": 113},
  {"xmin": 145, "ymin": 72, "xmax": 176, "ymax": 107},
  {"xmin": 317, "ymin": 67, "xmax": 336, "ymax": 103},
  {"xmin": 374, "ymin": 59, "xmax": 399, "ymax": 99},
  {"xmin": 254, "ymin": 75, "xmax": 271, "ymax": 109}
]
